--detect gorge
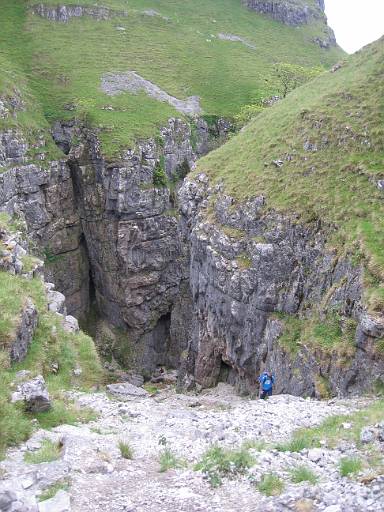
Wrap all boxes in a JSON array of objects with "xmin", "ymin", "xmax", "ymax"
[{"xmin": 0, "ymin": 1, "xmax": 384, "ymax": 510}]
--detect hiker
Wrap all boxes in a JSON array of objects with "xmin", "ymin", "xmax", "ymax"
[{"xmin": 259, "ymin": 370, "xmax": 275, "ymax": 399}]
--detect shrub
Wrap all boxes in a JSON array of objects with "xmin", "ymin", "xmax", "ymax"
[
  {"xmin": 153, "ymin": 159, "xmax": 167, "ymax": 188},
  {"xmin": 194, "ymin": 445, "xmax": 254, "ymax": 487},
  {"xmin": 257, "ymin": 473, "xmax": 285, "ymax": 496},
  {"xmin": 290, "ymin": 465, "xmax": 318, "ymax": 484},
  {"xmin": 159, "ymin": 447, "xmax": 184, "ymax": 473},
  {"xmin": 24, "ymin": 439, "xmax": 62, "ymax": 464},
  {"xmin": 339, "ymin": 457, "xmax": 362, "ymax": 477},
  {"xmin": 119, "ymin": 440, "xmax": 134, "ymax": 460},
  {"xmin": 275, "ymin": 433, "xmax": 315, "ymax": 453}
]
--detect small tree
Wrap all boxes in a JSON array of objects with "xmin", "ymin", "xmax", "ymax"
[{"xmin": 272, "ymin": 63, "xmax": 323, "ymax": 98}]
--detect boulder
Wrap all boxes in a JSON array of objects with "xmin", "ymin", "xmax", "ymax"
[
  {"xmin": 106, "ymin": 382, "xmax": 149, "ymax": 401},
  {"xmin": 0, "ymin": 490, "xmax": 17, "ymax": 512},
  {"xmin": 47, "ymin": 290, "xmax": 66, "ymax": 315},
  {"xmin": 11, "ymin": 375, "xmax": 51, "ymax": 412},
  {"xmin": 360, "ymin": 426, "xmax": 376, "ymax": 444},
  {"xmin": 62, "ymin": 315, "xmax": 79, "ymax": 333},
  {"xmin": 307, "ymin": 448, "xmax": 324, "ymax": 462}
]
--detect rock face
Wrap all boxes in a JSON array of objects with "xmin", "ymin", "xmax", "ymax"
[
  {"xmin": 0, "ymin": 90, "xmax": 230, "ymax": 374},
  {"xmin": 242, "ymin": 0, "xmax": 336, "ymax": 47},
  {"xmin": 242, "ymin": 0, "xmax": 323, "ymax": 26},
  {"xmin": 176, "ymin": 174, "xmax": 384, "ymax": 396}
]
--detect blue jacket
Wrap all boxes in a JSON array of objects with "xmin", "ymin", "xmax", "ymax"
[{"xmin": 259, "ymin": 372, "xmax": 275, "ymax": 391}]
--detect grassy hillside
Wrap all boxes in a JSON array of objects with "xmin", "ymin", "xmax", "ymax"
[
  {"xmin": 0, "ymin": 215, "xmax": 103, "ymax": 458},
  {"xmin": 1, "ymin": 0, "xmax": 343, "ymax": 158},
  {"xmin": 0, "ymin": 269, "xmax": 103, "ymax": 457},
  {"xmin": 196, "ymin": 37, "xmax": 384, "ymax": 312}
]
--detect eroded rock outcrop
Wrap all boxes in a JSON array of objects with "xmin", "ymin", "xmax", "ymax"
[
  {"xmin": 242, "ymin": 0, "xmax": 336, "ymax": 47},
  {"xmin": 31, "ymin": 4, "xmax": 127, "ymax": 23},
  {"xmin": 176, "ymin": 173, "xmax": 384, "ymax": 396},
  {"xmin": 242, "ymin": 0, "xmax": 323, "ymax": 26}
]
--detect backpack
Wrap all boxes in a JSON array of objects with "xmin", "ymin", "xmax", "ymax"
[{"xmin": 262, "ymin": 376, "xmax": 272, "ymax": 390}]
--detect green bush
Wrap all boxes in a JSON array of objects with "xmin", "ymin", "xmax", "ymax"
[
  {"xmin": 339, "ymin": 457, "xmax": 362, "ymax": 477},
  {"xmin": 153, "ymin": 160, "xmax": 167, "ymax": 188},
  {"xmin": 194, "ymin": 445, "xmax": 254, "ymax": 487},
  {"xmin": 257, "ymin": 473, "xmax": 285, "ymax": 496},
  {"xmin": 290, "ymin": 465, "xmax": 318, "ymax": 484},
  {"xmin": 275, "ymin": 433, "xmax": 315, "ymax": 453},
  {"xmin": 159, "ymin": 447, "xmax": 184, "ymax": 472},
  {"xmin": 119, "ymin": 440, "xmax": 134, "ymax": 460}
]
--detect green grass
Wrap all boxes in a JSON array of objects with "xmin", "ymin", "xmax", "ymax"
[
  {"xmin": 275, "ymin": 310, "xmax": 357, "ymax": 367},
  {"xmin": 194, "ymin": 444, "xmax": 255, "ymax": 487},
  {"xmin": 276, "ymin": 434, "xmax": 313, "ymax": 453},
  {"xmin": 119, "ymin": 440, "xmax": 134, "ymax": 460},
  {"xmin": 276, "ymin": 399, "xmax": 384, "ymax": 454},
  {"xmin": 33, "ymin": 398, "xmax": 97, "ymax": 429},
  {"xmin": 195, "ymin": 37, "xmax": 384, "ymax": 308},
  {"xmin": 242, "ymin": 439, "xmax": 267, "ymax": 451},
  {"xmin": 339, "ymin": 457, "xmax": 363, "ymax": 477},
  {"xmin": 0, "ymin": 271, "xmax": 30, "ymax": 349},
  {"xmin": 256, "ymin": 473, "xmax": 285, "ymax": 496},
  {"xmin": 24, "ymin": 439, "xmax": 62, "ymax": 464},
  {"xmin": 290, "ymin": 465, "xmax": 318, "ymax": 484},
  {"xmin": 0, "ymin": 0, "xmax": 343, "ymax": 158},
  {"xmin": 158, "ymin": 447, "xmax": 185, "ymax": 473},
  {"xmin": 39, "ymin": 479, "xmax": 70, "ymax": 502}
]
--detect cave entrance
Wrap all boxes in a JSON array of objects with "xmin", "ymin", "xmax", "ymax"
[{"xmin": 218, "ymin": 360, "xmax": 232, "ymax": 383}]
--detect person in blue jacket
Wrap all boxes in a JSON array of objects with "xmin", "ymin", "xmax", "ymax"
[{"xmin": 259, "ymin": 370, "xmax": 275, "ymax": 399}]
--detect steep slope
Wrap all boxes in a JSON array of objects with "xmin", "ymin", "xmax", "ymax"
[{"xmin": 178, "ymin": 37, "xmax": 384, "ymax": 396}]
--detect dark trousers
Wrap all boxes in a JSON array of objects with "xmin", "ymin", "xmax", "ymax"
[{"xmin": 260, "ymin": 389, "xmax": 272, "ymax": 399}]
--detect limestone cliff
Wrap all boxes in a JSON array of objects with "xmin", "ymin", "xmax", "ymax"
[{"xmin": 176, "ymin": 174, "xmax": 384, "ymax": 397}]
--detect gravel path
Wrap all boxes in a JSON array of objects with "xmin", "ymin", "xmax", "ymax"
[{"xmin": 0, "ymin": 384, "xmax": 383, "ymax": 511}]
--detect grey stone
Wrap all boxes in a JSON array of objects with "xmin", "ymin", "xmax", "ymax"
[
  {"xmin": 11, "ymin": 375, "xmax": 51, "ymax": 412},
  {"xmin": 47, "ymin": 290, "xmax": 66, "ymax": 315},
  {"xmin": 307, "ymin": 448, "xmax": 324, "ymax": 462},
  {"xmin": 360, "ymin": 427, "xmax": 376, "ymax": 444},
  {"xmin": 218, "ymin": 33, "xmax": 256, "ymax": 49},
  {"xmin": 0, "ymin": 490, "xmax": 17, "ymax": 512},
  {"xmin": 62, "ymin": 315, "xmax": 79, "ymax": 333},
  {"xmin": 106, "ymin": 382, "xmax": 149, "ymax": 401}
]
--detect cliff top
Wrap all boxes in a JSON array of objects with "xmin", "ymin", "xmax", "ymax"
[
  {"xmin": 195, "ymin": 36, "xmax": 384, "ymax": 311},
  {"xmin": 1, "ymin": 0, "xmax": 343, "ymax": 157}
]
